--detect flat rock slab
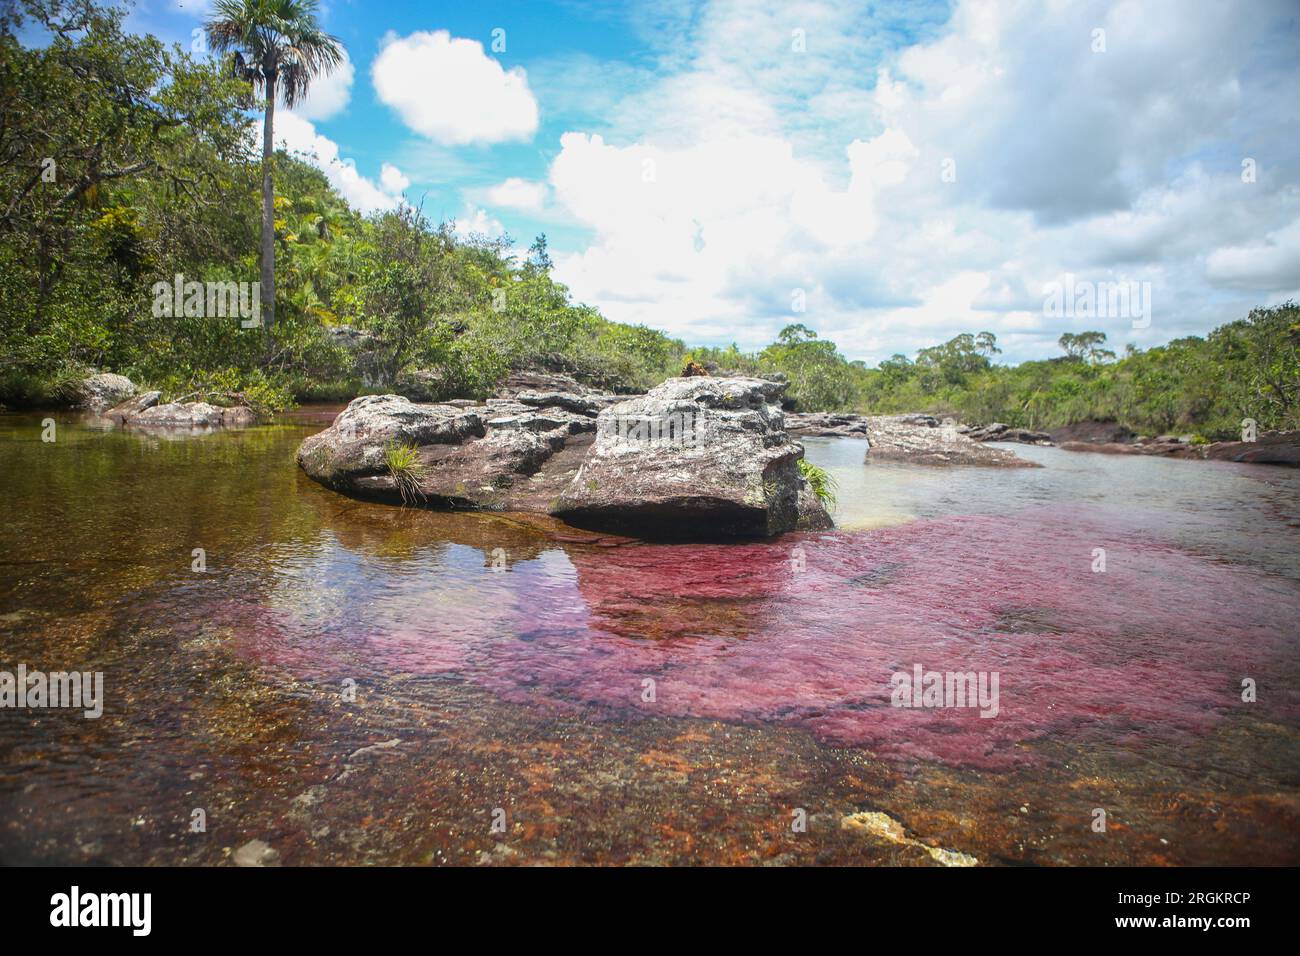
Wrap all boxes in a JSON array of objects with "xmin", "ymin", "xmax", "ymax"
[
  {"xmin": 128, "ymin": 402, "xmax": 256, "ymax": 429},
  {"xmin": 1061, "ymin": 431, "xmax": 1299, "ymax": 466},
  {"xmin": 865, "ymin": 416, "xmax": 1039, "ymax": 467}
]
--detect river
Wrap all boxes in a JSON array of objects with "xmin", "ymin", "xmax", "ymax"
[{"xmin": 1, "ymin": 409, "xmax": 1297, "ymax": 865}]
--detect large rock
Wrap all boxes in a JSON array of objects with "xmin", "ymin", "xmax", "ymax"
[
  {"xmin": 297, "ymin": 395, "xmax": 486, "ymax": 488},
  {"xmin": 296, "ymin": 393, "xmax": 601, "ymax": 512},
  {"xmin": 551, "ymin": 376, "xmax": 828, "ymax": 537},
  {"xmin": 70, "ymin": 372, "xmax": 136, "ymax": 408},
  {"xmin": 297, "ymin": 378, "xmax": 834, "ymax": 538},
  {"xmin": 864, "ymin": 415, "xmax": 1039, "ymax": 467},
  {"xmin": 1199, "ymin": 431, "xmax": 1300, "ymax": 465}
]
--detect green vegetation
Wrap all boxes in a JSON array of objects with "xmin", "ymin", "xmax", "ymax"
[
  {"xmin": 0, "ymin": 0, "xmax": 685, "ymax": 412},
  {"xmin": 798, "ymin": 458, "xmax": 837, "ymax": 510},
  {"xmin": 851, "ymin": 309, "xmax": 1299, "ymax": 440},
  {"xmin": 1, "ymin": 0, "xmax": 1294, "ymax": 445},
  {"xmin": 687, "ymin": 309, "xmax": 1298, "ymax": 441},
  {"xmin": 383, "ymin": 440, "xmax": 424, "ymax": 505}
]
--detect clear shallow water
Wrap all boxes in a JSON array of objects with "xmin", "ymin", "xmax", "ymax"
[{"xmin": 1, "ymin": 411, "xmax": 1298, "ymax": 865}]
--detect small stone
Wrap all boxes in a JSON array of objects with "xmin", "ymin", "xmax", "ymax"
[{"xmin": 233, "ymin": 839, "xmax": 281, "ymax": 867}]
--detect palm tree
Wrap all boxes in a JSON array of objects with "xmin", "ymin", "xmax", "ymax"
[{"xmin": 206, "ymin": 0, "xmax": 343, "ymax": 329}]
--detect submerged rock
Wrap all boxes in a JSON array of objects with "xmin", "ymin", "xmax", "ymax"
[
  {"xmin": 70, "ymin": 372, "xmax": 136, "ymax": 408},
  {"xmin": 552, "ymin": 376, "xmax": 829, "ymax": 537},
  {"xmin": 840, "ymin": 810, "xmax": 979, "ymax": 867}
]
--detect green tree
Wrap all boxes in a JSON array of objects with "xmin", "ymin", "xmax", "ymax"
[
  {"xmin": 759, "ymin": 324, "xmax": 858, "ymax": 411},
  {"xmin": 1058, "ymin": 330, "xmax": 1115, "ymax": 364},
  {"xmin": 205, "ymin": 0, "xmax": 343, "ymax": 328},
  {"xmin": 0, "ymin": 0, "xmax": 252, "ymax": 391}
]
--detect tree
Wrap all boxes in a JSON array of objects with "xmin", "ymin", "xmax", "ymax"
[
  {"xmin": 1059, "ymin": 330, "xmax": 1115, "ymax": 364},
  {"xmin": 206, "ymin": 0, "xmax": 343, "ymax": 329},
  {"xmin": 0, "ymin": 0, "xmax": 251, "ymax": 380},
  {"xmin": 760, "ymin": 324, "xmax": 857, "ymax": 410},
  {"xmin": 525, "ymin": 234, "xmax": 553, "ymax": 273},
  {"xmin": 915, "ymin": 332, "xmax": 999, "ymax": 385}
]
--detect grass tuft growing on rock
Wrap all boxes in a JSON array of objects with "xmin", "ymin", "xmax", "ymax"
[
  {"xmin": 384, "ymin": 441, "xmax": 426, "ymax": 506},
  {"xmin": 798, "ymin": 458, "xmax": 838, "ymax": 511}
]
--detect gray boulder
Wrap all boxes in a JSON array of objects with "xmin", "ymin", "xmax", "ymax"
[
  {"xmin": 70, "ymin": 372, "xmax": 136, "ymax": 408},
  {"xmin": 551, "ymin": 376, "xmax": 828, "ymax": 537},
  {"xmin": 298, "ymin": 396, "xmax": 591, "ymax": 511},
  {"xmin": 127, "ymin": 401, "xmax": 255, "ymax": 429},
  {"xmin": 297, "ymin": 395, "xmax": 486, "ymax": 488}
]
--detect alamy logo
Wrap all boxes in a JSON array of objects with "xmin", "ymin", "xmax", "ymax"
[
  {"xmin": 600, "ymin": 412, "xmax": 702, "ymax": 448},
  {"xmin": 151, "ymin": 273, "xmax": 262, "ymax": 327},
  {"xmin": 0, "ymin": 664, "xmax": 103, "ymax": 718},
  {"xmin": 890, "ymin": 664, "xmax": 999, "ymax": 718},
  {"xmin": 1043, "ymin": 273, "xmax": 1152, "ymax": 329},
  {"xmin": 50, "ymin": 886, "xmax": 151, "ymax": 936}
]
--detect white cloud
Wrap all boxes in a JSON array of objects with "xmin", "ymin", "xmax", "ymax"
[
  {"xmin": 269, "ymin": 112, "xmax": 405, "ymax": 215},
  {"xmin": 543, "ymin": 0, "xmax": 1300, "ymax": 362},
  {"xmin": 486, "ymin": 177, "xmax": 548, "ymax": 213},
  {"xmin": 293, "ymin": 47, "xmax": 355, "ymax": 122},
  {"xmin": 372, "ymin": 31, "xmax": 539, "ymax": 145},
  {"xmin": 451, "ymin": 205, "xmax": 505, "ymax": 241},
  {"xmin": 380, "ymin": 163, "xmax": 411, "ymax": 195},
  {"xmin": 1205, "ymin": 219, "xmax": 1300, "ymax": 292}
]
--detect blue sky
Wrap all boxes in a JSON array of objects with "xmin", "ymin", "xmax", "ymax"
[{"xmin": 125, "ymin": 0, "xmax": 1299, "ymax": 363}]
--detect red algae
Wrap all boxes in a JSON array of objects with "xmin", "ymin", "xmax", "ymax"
[{"xmin": 228, "ymin": 510, "xmax": 1300, "ymax": 770}]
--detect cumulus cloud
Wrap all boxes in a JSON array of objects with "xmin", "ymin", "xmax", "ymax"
[
  {"xmin": 451, "ymin": 205, "xmax": 506, "ymax": 241},
  {"xmin": 372, "ymin": 30, "xmax": 539, "ymax": 145},
  {"xmin": 380, "ymin": 163, "xmax": 411, "ymax": 195},
  {"xmin": 543, "ymin": 0, "xmax": 1300, "ymax": 362},
  {"xmin": 486, "ymin": 177, "xmax": 548, "ymax": 213},
  {"xmin": 1205, "ymin": 219, "xmax": 1300, "ymax": 292},
  {"xmin": 293, "ymin": 47, "xmax": 354, "ymax": 121},
  {"xmin": 269, "ymin": 112, "xmax": 406, "ymax": 215}
]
